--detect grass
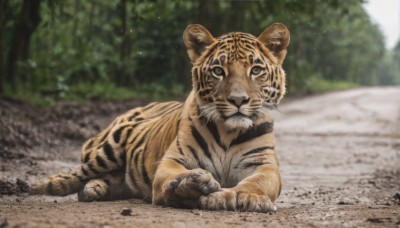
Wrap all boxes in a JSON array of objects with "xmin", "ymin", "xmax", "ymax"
[
  {"xmin": 303, "ymin": 76, "xmax": 359, "ymax": 94},
  {"xmin": 3, "ymin": 81, "xmax": 188, "ymax": 105},
  {"xmin": 3, "ymin": 76, "xmax": 359, "ymax": 106}
]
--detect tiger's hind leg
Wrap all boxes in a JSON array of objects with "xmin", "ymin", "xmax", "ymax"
[
  {"xmin": 33, "ymin": 159, "xmax": 119, "ymax": 196},
  {"xmin": 33, "ymin": 118, "xmax": 137, "ymax": 197},
  {"xmin": 78, "ymin": 171, "xmax": 133, "ymax": 202},
  {"xmin": 33, "ymin": 142, "xmax": 124, "ymax": 196}
]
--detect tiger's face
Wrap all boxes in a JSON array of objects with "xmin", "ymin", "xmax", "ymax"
[{"xmin": 183, "ymin": 24, "xmax": 290, "ymax": 129}]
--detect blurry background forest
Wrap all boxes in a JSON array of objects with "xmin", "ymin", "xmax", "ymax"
[{"xmin": 0, "ymin": 0, "xmax": 399, "ymax": 103}]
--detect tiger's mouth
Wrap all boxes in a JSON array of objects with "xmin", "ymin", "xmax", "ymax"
[
  {"xmin": 227, "ymin": 112, "xmax": 248, "ymax": 118},
  {"xmin": 223, "ymin": 112, "xmax": 254, "ymax": 129},
  {"xmin": 222, "ymin": 111, "xmax": 250, "ymax": 119}
]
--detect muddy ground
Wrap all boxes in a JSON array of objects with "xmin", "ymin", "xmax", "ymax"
[{"xmin": 0, "ymin": 87, "xmax": 399, "ymax": 227}]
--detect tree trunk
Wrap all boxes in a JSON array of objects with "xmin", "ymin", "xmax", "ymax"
[
  {"xmin": 71, "ymin": 0, "xmax": 80, "ymax": 47},
  {"xmin": 6, "ymin": 0, "xmax": 41, "ymax": 92},
  {"xmin": 0, "ymin": 0, "xmax": 10, "ymax": 94},
  {"xmin": 118, "ymin": 0, "xmax": 128, "ymax": 60}
]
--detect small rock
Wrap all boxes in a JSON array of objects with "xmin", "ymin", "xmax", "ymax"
[
  {"xmin": 120, "ymin": 207, "xmax": 133, "ymax": 216},
  {"xmin": 337, "ymin": 201, "xmax": 352, "ymax": 205},
  {"xmin": 191, "ymin": 209, "xmax": 202, "ymax": 216},
  {"xmin": 367, "ymin": 218, "xmax": 383, "ymax": 223}
]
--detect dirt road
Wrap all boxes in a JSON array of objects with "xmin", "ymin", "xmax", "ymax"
[{"xmin": 1, "ymin": 87, "xmax": 400, "ymax": 227}]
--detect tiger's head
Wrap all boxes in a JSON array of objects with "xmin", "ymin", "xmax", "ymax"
[{"xmin": 183, "ymin": 23, "xmax": 290, "ymax": 129}]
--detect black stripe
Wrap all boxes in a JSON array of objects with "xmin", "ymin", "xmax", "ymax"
[
  {"xmin": 219, "ymin": 44, "xmax": 227, "ymax": 49},
  {"xmin": 113, "ymin": 126, "xmax": 125, "ymax": 143},
  {"xmin": 85, "ymin": 139, "xmax": 94, "ymax": 150},
  {"xmin": 178, "ymin": 146, "xmax": 184, "ymax": 155},
  {"xmin": 119, "ymin": 149, "xmax": 127, "ymax": 167},
  {"xmin": 190, "ymin": 124, "xmax": 222, "ymax": 180},
  {"xmin": 130, "ymin": 131, "xmax": 150, "ymax": 187},
  {"xmin": 81, "ymin": 166, "xmax": 89, "ymax": 176},
  {"xmin": 131, "ymin": 131, "xmax": 148, "ymax": 153},
  {"xmin": 168, "ymin": 158, "xmax": 189, "ymax": 169},
  {"xmin": 99, "ymin": 131, "xmax": 110, "ymax": 143},
  {"xmin": 191, "ymin": 126, "xmax": 212, "ymax": 160},
  {"xmin": 203, "ymin": 117, "xmax": 226, "ymax": 150},
  {"xmin": 96, "ymin": 155, "xmax": 108, "ymax": 169},
  {"xmin": 133, "ymin": 150, "xmax": 141, "ymax": 166},
  {"xmin": 103, "ymin": 142, "xmax": 117, "ymax": 163},
  {"xmin": 231, "ymin": 121, "xmax": 273, "ymax": 146},
  {"xmin": 176, "ymin": 119, "xmax": 181, "ymax": 135},
  {"xmin": 254, "ymin": 58, "xmax": 263, "ymax": 65},
  {"xmin": 87, "ymin": 163, "xmax": 100, "ymax": 174},
  {"xmin": 127, "ymin": 123, "xmax": 144, "ymax": 144},
  {"xmin": 128, "ymin": 111, "xmax": 140, "ymax": 121},
  {"xmin": 187, "ymin": 145, "xmax": 206, "ymax": 170},
  {"xmin": 121, "ymin": 128, "xmax": 133, "ymax": 148},
  {"xmin": 129, "ymin": 145, "xmax": 143, "ymax": 190},
  {"xmin": 176, "ymin": 138, "xmax": 184, "ymax": 155},
  {"xmin": 200, "ymin": 71, "xmax": 206, "ymax": 89},
  {"xmin": 206, "ymin": 55, "xmax": 214, "ymax": 65},
  {"xmin": 127, "ymin": 164, "xmax": 140, "ymax": 192},
  {"xmin": 241, "ymin": 146, "xmax": 274, "ymax": 157},
  {"xmin": 83, "ymin": 152, "xmax": 91, "ymax": 163},
  {"xmin": 119, "ymin": 128, "xmax": 133, "ymax": 166},
  {"xmin": 242, "ymin": 161, "xmax": 274, "ymax": 169},
  {"xmin": 141, "ymin": 149, "xmax": 151, "ymax": 187}
]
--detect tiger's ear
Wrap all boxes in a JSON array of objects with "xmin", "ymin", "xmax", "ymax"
[
  {"xmin": 183, "ymin": 24, "xmax": 216, "ymax": 63},
  {"xmin": 257, "ymin": 23, "xmax": 290, "ymax": 64}
]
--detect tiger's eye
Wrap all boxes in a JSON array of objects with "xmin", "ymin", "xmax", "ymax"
[
  {"xmin": 251, "ymin": 66, "xmax": 262, "ymax": 75},
  {"xmin": 212, "ymin": 67, "xmax": 224, "ymax": 76}
]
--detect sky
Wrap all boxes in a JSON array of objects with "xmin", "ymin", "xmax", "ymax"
[{"xmin": 363, "ymin": 0, "xmax": 400, "ymax": 49}]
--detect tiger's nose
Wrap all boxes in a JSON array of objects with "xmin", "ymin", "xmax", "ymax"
[{"xmin": 227, "ymin": 92, "xmax": 250, "ymax": 107}]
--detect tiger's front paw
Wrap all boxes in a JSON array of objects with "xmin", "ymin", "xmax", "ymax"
[
  {"xmin": 78, "ymin": 179, "xmax": 109, "ymax": 202},
  {"xmin": 237, "ymin": 192, "xmax": 276, "ymax": 213},
  {"xmin": 166, "ymin": 169, "xmax": 221, "ymax": 199},
  {"xmin": 199, "ymin": 189, "xmax": 237, "ymax": 211}
]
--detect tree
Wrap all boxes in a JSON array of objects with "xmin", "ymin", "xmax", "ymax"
[
  {"xmin": 0, "ymin": 1, "xmax": 7, "ymax": 94},
  {"xmin": 6, "ymin": 0, "xmax": 41, "ymax": 92},
  {"xmin": 0, "ymin": 0, "xmax": 392, "ymax": 101}
]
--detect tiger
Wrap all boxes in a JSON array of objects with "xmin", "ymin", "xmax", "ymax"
[{"xmin": 34, "ymin": 23, "xmax": 290, "ymax": 213}]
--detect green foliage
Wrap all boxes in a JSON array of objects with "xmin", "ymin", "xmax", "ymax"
[
  {"xmin": 303, "ymin": 74, "xmax": 358, "ymax": 94},
  {"xmin": 0, "ymin": 0, "xmax": 397, "ymax": 103}
]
